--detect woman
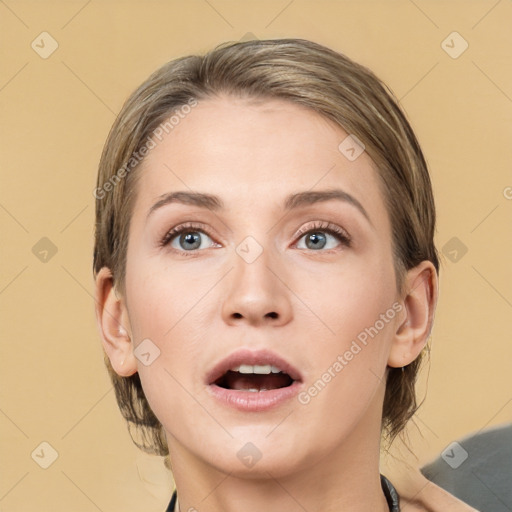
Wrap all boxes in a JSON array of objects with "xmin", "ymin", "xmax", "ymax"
[{"xmin": 93, "ymin": 38, "xmax": 476, "ymax": 511}]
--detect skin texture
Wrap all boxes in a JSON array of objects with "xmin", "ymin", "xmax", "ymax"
[
  {"xmin": 95, "ymin": 95, "xmax": 439, "ymax": 512},
  {"xmin": 394, "ymin": 467, "xmax": 480, "ymax": 511}
]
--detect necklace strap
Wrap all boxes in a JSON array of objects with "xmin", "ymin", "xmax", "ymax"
[
  {"xmin": 166, "ymin": 489, "xmax": 176, "ymax": 512},
  {"xmin": 381, "ymin": 473, "xmax": 401, "ymax": 511}
]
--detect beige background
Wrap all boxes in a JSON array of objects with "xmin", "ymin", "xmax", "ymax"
[{"xmin": 1, "ymin": 1, "xmax": 511, "ymax": 510}]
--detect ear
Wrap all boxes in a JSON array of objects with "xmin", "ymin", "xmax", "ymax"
[
  {"xmin": 94, "ymin": 267, "xmax": 138, "ymax": 377},
  {"xmin": 388, "ymin": 260, "xmax": 439, "ymax": 368}
]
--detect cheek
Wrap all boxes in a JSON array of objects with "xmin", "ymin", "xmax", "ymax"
[
  {"xmin": 292, "ymin": 251, "xmax": 397, "ymax": 398},
  {"xmin": 124, "ymin": 254, "xmax": 212, "ymax": 384},
  {"xmin": 294, "ymin": 250, "xmax": 397, "ymax": 340},
  {"xmin": 295, "ymin": 269, "xmax": 396, "ymax": 442},
  {"xmin": 124, "ymin": 263, "xmax": 210, "ymax": 438},
  {"xmin": 125, "ymin": 248, "xmax": 207, "ymax": 340}
]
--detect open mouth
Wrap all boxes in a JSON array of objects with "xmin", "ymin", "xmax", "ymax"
[{"xmin": 213, "ymin": 365, "xmax": 295, "ymax": 392}]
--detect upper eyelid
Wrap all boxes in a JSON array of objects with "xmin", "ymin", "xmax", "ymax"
[
  {"xmin": 160, "ymin": 221, "xmax": 213, "ymax": 245},
  {"xmin": 295, "ymin": 221, "xmax": 350, "ymax": 238}
]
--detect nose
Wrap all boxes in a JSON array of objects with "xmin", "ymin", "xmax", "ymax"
[{"xmin": 221, "ymin": 241, "xmax": 293, "ymax": 327}]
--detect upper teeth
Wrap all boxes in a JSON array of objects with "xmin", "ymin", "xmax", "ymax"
[{"xmin": 230, "ymin": 364, "xmax": 283, "ymax": 374}]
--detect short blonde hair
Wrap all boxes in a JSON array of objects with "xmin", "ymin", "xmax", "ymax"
[{"xmin": 93, "ymin": 38, "xmax": 440, "ymax": 461}]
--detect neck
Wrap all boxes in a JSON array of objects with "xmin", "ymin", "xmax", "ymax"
[{"xmin": 167, "ymin": 396, "xmax": 390, "ymax": 512}]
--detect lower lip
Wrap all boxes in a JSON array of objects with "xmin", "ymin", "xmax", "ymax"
[{"xmin": 207, "ymin": 381, "xmax": 302, "ymax": 412}]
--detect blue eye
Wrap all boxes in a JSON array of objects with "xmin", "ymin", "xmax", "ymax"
[
  {"xmin": 297, "ymin": 231, "xmax": 337, "ymax": 250},
  {"xmin": 295, "ymin": 221, "xmax": 352, "ymax": 250},
  {"xmin": 160, "ymin": 223, "xmax": 216, "ymax": 254}
]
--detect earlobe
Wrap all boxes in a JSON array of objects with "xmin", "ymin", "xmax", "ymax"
[
  {"xmin": 94, "ymin": 267, "xmax": 138, "ymax": 377},
  {"xmin": 388, "ymin": 260, "xmax": 438, "ymax": 368}
]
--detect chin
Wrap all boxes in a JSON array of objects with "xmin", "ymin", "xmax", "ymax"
[{"xmin": 196, "ymin": 435, "xmax": 315, "ymax": 479}]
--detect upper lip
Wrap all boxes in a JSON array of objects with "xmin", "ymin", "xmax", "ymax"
[{"xmin": 205, "ymin": 348, "xmax": 303, "ymax": 385}]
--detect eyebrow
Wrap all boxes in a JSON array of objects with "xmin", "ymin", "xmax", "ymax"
[{"xmin": 146, "ymin": 189, "xmax": 373, "ymax": 227}]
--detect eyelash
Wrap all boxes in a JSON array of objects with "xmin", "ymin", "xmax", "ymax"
[
  {"xmin": 159, "ymin": 221, "xmax": 352, "ymax": 255},
  {"xmin": 295, "ymin": 221, "xmax": 352, "ymax": 248}
]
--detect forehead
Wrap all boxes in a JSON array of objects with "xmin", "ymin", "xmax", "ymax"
[{"xmin": 133, "ymin": 95, "xmax": 388, "ymax": 223}]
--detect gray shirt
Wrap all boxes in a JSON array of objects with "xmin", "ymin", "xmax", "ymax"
[{"xmin": 421, "ymin": 423, "xmax": 512, "ymax": 512}]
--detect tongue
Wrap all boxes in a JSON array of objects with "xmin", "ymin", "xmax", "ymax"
[{"xmin": 222, "ymin": 371, "xmax": 293, "ymax": 391}]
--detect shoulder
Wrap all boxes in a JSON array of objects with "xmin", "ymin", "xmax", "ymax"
[
  {"xmin": 391, "ymin": 466, "xmax": 481, "ymax": 512},
  {"xmin": 399, "ymin": 482, "xmax": 481, "ymax": 512}
]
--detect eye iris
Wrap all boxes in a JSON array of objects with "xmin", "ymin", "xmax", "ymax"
[
  {"xmin": 306, "ymin": 232, "xmax": 326, "ymax": 250},
  {"xmin": 181, "ymin": 232, "xmax": 201, "ymax": 250}
]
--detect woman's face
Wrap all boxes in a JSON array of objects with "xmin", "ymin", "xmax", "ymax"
[{"xmin": 122, "ymin": 95, "xmax": 403, "ymax": 476}]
